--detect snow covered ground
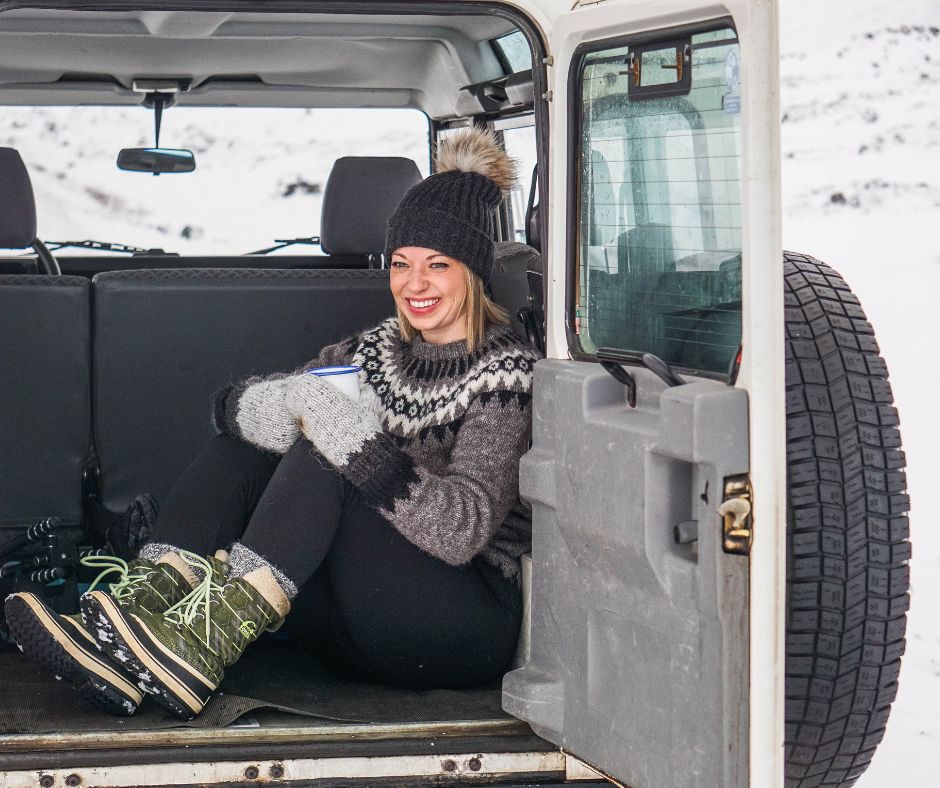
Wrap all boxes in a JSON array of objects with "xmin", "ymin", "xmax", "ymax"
[
  {"xmin": 780, "ymin": 1, "xmax": 939, "ymax": 784},
  {"xmin": 0, "ymin": 0, "xmax": 936, "ymax": 784}
]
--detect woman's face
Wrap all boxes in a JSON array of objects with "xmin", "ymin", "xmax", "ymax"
[{"xmin": 390, "ymin": 246, "xmax": 468, "ymax": 344}]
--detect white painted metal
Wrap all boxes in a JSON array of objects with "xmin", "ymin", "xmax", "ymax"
[
  {"xmin": 501, "ymin": 0, "xmax": 785, "ymax": 785},
  {"xmin": 565, "ymin": 754, "xmax": 616, "ymax": 783},
  {"xmin": 4, "ymin": 751, "xmax": 569, "ymax": 788}
]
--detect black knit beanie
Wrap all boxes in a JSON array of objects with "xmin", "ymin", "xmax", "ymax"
[{"xmin": 385, "ymin": 128, "xmax": 516, "ymax": 285}]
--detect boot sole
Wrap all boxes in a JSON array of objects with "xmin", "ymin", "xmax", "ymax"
[
  {"xmin": 4, "ymin": 593, "xmax": 142, "ymax": 716},
  {"xmin": 81, "ymin": 591, "xmax": 215, "ymax": 719}
]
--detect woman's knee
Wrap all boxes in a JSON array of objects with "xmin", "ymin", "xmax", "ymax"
[
  {"xmin": 200, "ymin": 433, "xmax": 280, "ymax": 473},
  {"xmin": 273, "ymin": 438, "xmax": 345, "ymax": 484}
]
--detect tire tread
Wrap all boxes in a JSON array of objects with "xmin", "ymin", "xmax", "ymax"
[{"xmin": 783, "ymin": 252, "xmax": 910, "ymax": 786}]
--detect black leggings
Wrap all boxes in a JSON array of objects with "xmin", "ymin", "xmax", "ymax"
[{"xmin": 149, "ymin": 434, "xmax": 522, "ymax": 689}]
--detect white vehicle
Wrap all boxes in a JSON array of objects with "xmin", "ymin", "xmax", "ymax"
[{"xmin": 0, "ymin": 1, "xmax": 909, "ymax": 786}]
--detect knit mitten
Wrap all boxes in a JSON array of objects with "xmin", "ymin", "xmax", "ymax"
[
  {"xmin": 226, "ymin": 375, "xmax": 300, "ymax": 454},
  {"xmin": 284, "ymin": 373, "xmax": 382, "ymax": 469}
]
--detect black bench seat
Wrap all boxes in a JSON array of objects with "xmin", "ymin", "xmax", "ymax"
[{"xmin": 92, "ymin": 267, "xmax": 395, "ymax": 512}]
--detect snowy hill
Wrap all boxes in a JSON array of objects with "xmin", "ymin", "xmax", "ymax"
[
  {"xmin": 0, "ymin": 106, "xmax": 430, "ymax": 253},
  {"xmin": 779, "ymin": 2, "xmax": 940, "ymax": 782}
]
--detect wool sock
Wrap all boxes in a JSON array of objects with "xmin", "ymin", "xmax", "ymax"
[
  {"xmin": 137, "ymin": 541, "xmax": 208, "ymax": 582},
  {"xmin": 137, "ymin": 541, "xmax": 182, "ymax": 564},
  {"xmin": 226, "ymin": 542, "xmax": 298, "ymax": 600}
]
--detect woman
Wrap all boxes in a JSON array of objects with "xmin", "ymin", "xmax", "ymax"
[{"xmin": 5, "ymin": 128, "xmax": 540, "ymax": 720}]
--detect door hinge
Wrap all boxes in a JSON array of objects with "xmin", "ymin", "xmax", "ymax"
[{"xmin": 719, "ymin": 475, "xmax": 752, "ymax": 555}]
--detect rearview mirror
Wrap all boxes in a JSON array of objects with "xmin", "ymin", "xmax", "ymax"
[{"xmin": 117, "ymin": 148, "xmax": 196, "ymax": 174}]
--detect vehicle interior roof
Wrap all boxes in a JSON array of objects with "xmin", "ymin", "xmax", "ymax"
[{"xmin": 0, "ymin": 8, "xmax": 523, "ymax": 118}]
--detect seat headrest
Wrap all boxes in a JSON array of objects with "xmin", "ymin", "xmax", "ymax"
[
  {"xmin": 0, "ymin": 148, "xmax": 38, "ymax": 250},
  {"xmin": 490, "ymin": 241, "xmax": 543, "ymax": 343},
  {"xmin": 319, "ymin": 157, "xmax": 422, "ymax": 256}
]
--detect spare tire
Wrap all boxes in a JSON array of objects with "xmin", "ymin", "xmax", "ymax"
[{"xmin": 783, "ymin": 252, "xmax": 911, "ymax": 786}]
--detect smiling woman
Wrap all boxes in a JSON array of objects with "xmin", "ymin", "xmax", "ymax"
[
  {"xmin": 386, "ymin": 127, "xmax": 517, "ymax": 350},
  {"xmin": 390, "ymin": 248, "xmax": 471, "ymax": 344},
  {"xmin": 391, "ymin": 248, "xmax": 510, "ymax": 349}
]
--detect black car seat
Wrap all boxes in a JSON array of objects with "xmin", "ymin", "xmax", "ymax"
[
  {"xmin": 0, "ymin": 276, "xmax": 91, "ymax": 538},
  {"xmin": 92, "ymin": 269, "xmax": 395, "ymax": 516},
  {"xmin": 0, "ymin": 148, "xmax": 60, "ymax": 275},
  {"xmin": 319, "ymin": 156, "xmax": 422, "ymax": 264},
  {"xmin": 489, "ymin": 241, "xmax": 544, "ymax": 354}
]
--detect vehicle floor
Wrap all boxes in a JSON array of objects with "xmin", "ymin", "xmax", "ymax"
[{"xmin": 0, "ymin": 636, "xmax": 511, "ymax": 735}]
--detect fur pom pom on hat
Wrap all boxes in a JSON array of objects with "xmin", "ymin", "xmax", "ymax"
[
  {"xmin": 434, "ymin": 128, "xmax": 517, "ymax": 192},
  {"xmin": 385, "ymin": 127, "xmax": 517, "ymax": 284}
]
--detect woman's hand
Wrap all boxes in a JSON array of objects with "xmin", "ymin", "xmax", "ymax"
[
  {"xmin": 284, "ymin": 374, "xmax": 382, "ymax": 468},
  {"xmin": 230, "ymin": 376, "xmax": 301, "ymax": 454}
]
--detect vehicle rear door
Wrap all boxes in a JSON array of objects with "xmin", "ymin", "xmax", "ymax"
[{"xmin": 503, "ymin": 2, "xmax": 784, "ymax": 786}]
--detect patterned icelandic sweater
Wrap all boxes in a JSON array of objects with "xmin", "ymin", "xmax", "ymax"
[{"xmin": 219, "ymin": 317, "xmax": 540, "ymax": 582}]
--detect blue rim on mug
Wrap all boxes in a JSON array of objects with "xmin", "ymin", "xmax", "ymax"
[{"xmin": 303, "ymin": 365, "xmax": 362, "ymax": 376}]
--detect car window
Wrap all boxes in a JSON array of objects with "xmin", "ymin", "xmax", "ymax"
[
  {"xmin": 0, "ymin": 107, "xmax": 430, "ymax": 255},
  {"xmin": 492, "ymin": 31, "xmax": 531, "ymax": 74},
  {"xmin": 501, "ymin": 124, "xmax": 537, "ymax": 243},
  {"xmin": 574, "ymin": 28, "xmax": 743, "ymax": 375}
]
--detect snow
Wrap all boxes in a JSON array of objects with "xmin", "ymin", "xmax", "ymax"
[
  {"xmin": 0, "ymin": 0, "xmax": 936, "ymax": 783},
  {"xmin": 0, "ymin": 107, "xmax": 431, "ymax": 254},
  {"xmin": 780, "ymin": 1, "xmax": 940, "ymax": 783}
]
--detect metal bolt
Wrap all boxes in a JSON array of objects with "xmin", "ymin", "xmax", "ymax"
[
  {"xmin": 442, "ymin": 759, "xmax": 458, "ymax": 772},
  {"xmin": 66, "ymin": 776, "xmax": 82, "ymax": 787},
  {"xmin": 244, "ymin": 765, "xmax": 259, "ymax": 780},
  {"xmin": 39, "ymin": 777, "xmax": 54, "ymax": 788},
  {"xmin": 468, "ymin": 757, "xmax": 482, "ymax": 772},
  {"xmin": 269, "ymin": 764, "xmax": 284, "ymax": 779}
]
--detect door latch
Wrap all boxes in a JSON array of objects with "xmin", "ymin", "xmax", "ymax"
[{"xmin": 718, "ymin": 476, "xmax": 752, "ymax": 555}]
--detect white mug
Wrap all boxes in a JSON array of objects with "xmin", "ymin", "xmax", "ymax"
[{"xmin": 303, "ymin": 365, "xmax": 361, "ymax": 402}]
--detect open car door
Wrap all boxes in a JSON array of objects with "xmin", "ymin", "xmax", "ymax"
[{"xmin": 503, "ymin": 1, "xmax": 785, "ymax": 786}]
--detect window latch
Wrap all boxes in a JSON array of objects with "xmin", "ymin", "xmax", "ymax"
[
  {"xmin": 598, "ymin": 357, "xmax": 637, "ymax": 408},
  {"xmin": 596, "ymin": 347, "xmax": 684, "ymax": 408}
]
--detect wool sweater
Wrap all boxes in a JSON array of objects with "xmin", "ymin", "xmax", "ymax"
[{"xmin": 217, "ymin": 317, "xmax": 540, "ymax": 582}]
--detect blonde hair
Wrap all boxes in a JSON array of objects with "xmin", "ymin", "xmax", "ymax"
[{"xmin": 397, "ymin": 263, "xmax": 509, "ymax": 353}]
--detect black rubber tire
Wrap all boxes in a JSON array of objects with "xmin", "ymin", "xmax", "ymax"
[{"xmin": 783, "ymin": 251, "xmax": 911, "ymax": 787}]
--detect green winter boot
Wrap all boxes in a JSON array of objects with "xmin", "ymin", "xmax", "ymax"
[
  {"xmin": 4, "ymin": 594, "xmax": 145, "ymax": 716},
  {"xmin": 82, "ymin": 552, "xmax": 290, "ymax": 719},
  {"xmin": 4, "ymin": 550, "xmax": 199, "ymax": 716},
  {"xmin": 81, "ymin": 551, "xmax": 200, "ymax": 621}
]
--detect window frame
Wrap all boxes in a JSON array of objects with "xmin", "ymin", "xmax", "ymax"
[{"xmin": 565, "ymin": 17, "xmax": 740, "ymax": 380}]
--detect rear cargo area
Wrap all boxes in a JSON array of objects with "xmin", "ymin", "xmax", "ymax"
[
  {"xmin": 1, "ymin": 637, "xmax": 515, "ymax": 733},
  {"xmin": 0, "ymin": 636, "xmax": 550, "ymax": 774}
]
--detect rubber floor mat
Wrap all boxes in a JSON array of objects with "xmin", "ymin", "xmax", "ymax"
[
  {"xmin": 0, "ymin": 651, "xmax": 283, "ymax": 732},
  {"xmin": 0, "ymin": 640, "xmax": 507, "ymax": 735},
  {"xmin": 222, "ymin": 639, "xmax": 508, "ymax": 724}
]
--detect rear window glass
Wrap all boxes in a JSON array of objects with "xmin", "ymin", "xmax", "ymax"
[
  {"xmin": 0, "ymin": 107, "xmax": 429, "ymax": 255},
  {"xmin": 573, "ymin": 28, "xmax": 743, "ymax": 375}
]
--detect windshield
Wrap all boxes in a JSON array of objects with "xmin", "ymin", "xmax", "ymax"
[{"xmin": 0, "ymin": 106, "xmax": 430, "ymax": 255}]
